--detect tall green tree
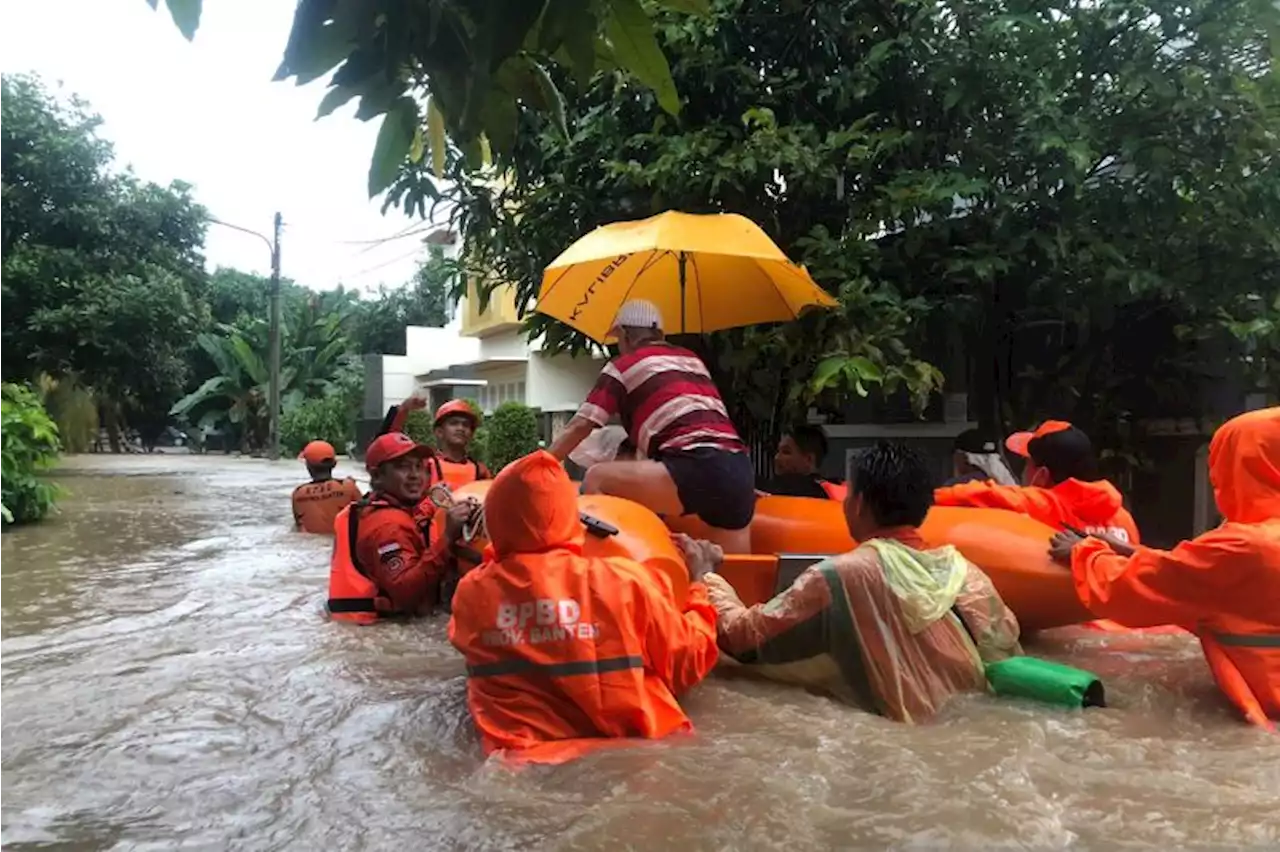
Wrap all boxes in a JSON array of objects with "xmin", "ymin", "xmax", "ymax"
[
  {"xmin": 2, "ymin": 73, "xmax": 210, "ymax": 449},
  {"xmin": 353, "ymin": 246, "xmax": 455, "ymax": 354},
  {"xmin": 410, "ymin": 0, "xmax": 1278, "ymax": 453}
]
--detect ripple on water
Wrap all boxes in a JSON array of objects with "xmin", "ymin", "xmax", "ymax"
[{"xmin": 3, "ymin": 454, "xmax": 1279, "ymax": 850}]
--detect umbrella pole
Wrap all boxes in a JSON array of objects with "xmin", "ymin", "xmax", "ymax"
[{"xmin": 678, "ymin": 251, "xmax": 687, "ymax": 334}]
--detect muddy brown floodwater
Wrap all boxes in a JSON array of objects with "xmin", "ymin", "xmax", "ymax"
[{"xmin": 2, "ymin": 454, "xmax": 1278, "ymax": 851}]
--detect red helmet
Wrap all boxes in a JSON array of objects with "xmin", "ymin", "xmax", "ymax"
[
  {"xmin": 433, "ymin": 399, "xmax": 480, "ymax": 427},
  {"xmin": 364, "ymin": 432, "xmax": 431, "ymax": 471}
]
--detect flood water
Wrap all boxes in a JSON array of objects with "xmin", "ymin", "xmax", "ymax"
[{"xmin": 2, "ymin": 454, "xmax": 1277, "ymax": 850}]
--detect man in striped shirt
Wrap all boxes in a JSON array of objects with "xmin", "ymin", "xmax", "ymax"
[{"xmin": 548, "ymin": 300, "xmax": 756, "ymax": 553}]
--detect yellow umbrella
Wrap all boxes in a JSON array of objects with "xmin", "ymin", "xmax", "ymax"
[{"xmin": 537, "ymin": 211, "xmax": 838, "ymax": 342}]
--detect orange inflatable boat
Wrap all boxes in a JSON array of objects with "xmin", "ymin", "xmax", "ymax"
[
  {"xmin": 439, "ymin": 481, "xmax": 690, "ymax": 604},
  {"xmin": 669, "ymin": 496, "xmax": 1092, "ymax": 631},
  {"xmin": 441, "ymin": 485, "xmax": 1090, "ymax": 632}
]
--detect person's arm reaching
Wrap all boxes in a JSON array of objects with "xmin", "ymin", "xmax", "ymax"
[
  {"xmin": 550, "ymin": 363, "xmax": 626, "ymax": 461},
  {"xmin": 380, "ymin": 393, "xmax": 429, "ymax": 436},
  {"xmin": 638, "ymin": 578, "xmax": 720, "ymax": 696},
  {"xmin": 935, "ymin": 480, "xmax": 1061, "ymax": 520},
  {"xmin": 703, "ymin": 567, "xmax": 833, "ymax": 661},
  {"xmin": 1064, "ymin": 530, "xmax": 1255, "ymax": 630},
  {"xmin": 548, "ymin": 416, "xmax": 598, "ymax": 461}
]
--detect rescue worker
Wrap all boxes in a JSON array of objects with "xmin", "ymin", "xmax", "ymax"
[
  {"xmin": 759, "ymin": 425, "xmax": 847, "ymax": 500},
  {"xmin": 934, "ymin": 420, "xmax": 1140, "ymax": 544},
  {"xmin": 448, "ymin": 450, "xmax": 719, "ymax": 763},
  {"xmin": 945, "ymin": 428, "xmax": 1018, "ymax": 486},
  {"xmin": 548, "ymin": 300, "xmax": 756, "ymax": 553},
  {"xmin": 689, "ymin": 441, "xmax": 1022, "ymax": 723},
  {"xmin": 1049, "ymin": 406, "xmax": 1280, "ymax": 728},
  {"xmin": 292, "ymin": 440, "xmax": 362, "ymax": 534},
  {"xmin": 428, "ymin": 399, "xmax": 492, "ymax": 490},
  {"xmin": 376, "ymin": 394, "xmax": 491, "ymax": 534},
  {"xmin": 326, "ymin": 432, "xmax": 473, "ymax": 622}
]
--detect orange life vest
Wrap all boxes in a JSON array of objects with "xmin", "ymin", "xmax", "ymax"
[
  {"xmin": 416, "ymin": 456, "xmax": 489, "ymax": 543},
  {"xmin": 429, "ymin": 455, "xmax": 486, "ymax": 491},
  {"xmin": 326, "ymin": 498, "xmax": 409, "ymax": 624}
]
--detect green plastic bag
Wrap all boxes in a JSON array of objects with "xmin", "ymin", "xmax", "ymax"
[{"xmin": 985, "ymin": 656, "xmax": 1106, "ymax": 709}]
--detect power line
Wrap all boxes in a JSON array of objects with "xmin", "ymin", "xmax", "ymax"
[{"xmin": 340, "ymin": 244, "xmax": 428, "ymax": 281}]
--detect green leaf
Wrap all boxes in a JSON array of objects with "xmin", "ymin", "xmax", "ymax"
[
  {"xmin": 562, "ymin": 8, "xmax": 599, "ymax": 86},
  {"xmin": 654, "ymin": 0, "xmax": 710, "ymax": 13},
  {"xmin": 427, "ymin": 98, "xmax": 447, "ymax": 179},
  {"xmin": 316, "ymin": 85, "xmax": 358, "ymax": 119},
  {"xmin": 169, "ymin": 375, "xmax": 227, "ymax": 416},
  {"xmin": 530, "ymin": 61, "xmax": 569, "ymax": 139},
  {"xmin": 843, "ymin": 355, "xmax": 884, "ymax": 382},
  {"xmin": 229, "ymin": 335, "xmax": 268, "ymax": 385},
  {"xmin": 368, "ymin": 98, "xmax": 418, "ymax": 197},
  {"xmin": 606, "ymin": 0, "xmax": 681, "ymax": 115},
  {"xmin": 408, "ymin": 124, "xmax": 425, "ymax": 164},
  {"xmin": 274, "ymin": 2, "xmax": 354, "ymax": 84},
  {"xmin": 164, "ymin": 0, "xmax": 201, "ymax": 40},
  {"xmin": 811, "ymin": 355, "xmax": 846, "ymax": 388}
]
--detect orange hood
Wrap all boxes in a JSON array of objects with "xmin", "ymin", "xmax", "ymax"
[
  {"xmin": 484, "ymin": 450, "xmax": 584, "ymax": 558},
  {"xmin": 1051, "ymin": 477, "xmax": 1125, "ymax": 524},
  {"xmin": 1209, "ymin": 407, "xmax": 1280, "ymax": 524}
]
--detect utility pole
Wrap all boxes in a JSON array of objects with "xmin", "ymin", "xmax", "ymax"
[{"xmin": 267, "ymin": 212, "xmax": 283, "ymax": 461}]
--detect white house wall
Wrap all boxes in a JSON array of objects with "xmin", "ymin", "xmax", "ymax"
[
  {"xmin": 527, "ymin": 351, "xmax": 605, "ymax": 413},
  {"xmin": 476, "ymin": 328, "xmax": 532, "ymax": 360}
]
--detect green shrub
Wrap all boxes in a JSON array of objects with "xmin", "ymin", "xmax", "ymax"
[
  {"xmin": 39, "ymin": 375, "xmax": 98, "ymax": 454},
  {"xmin": 401, "ymin": 408, "xmax": 436, "ymax": 448},
  {"xmin": 2, "ymin": 383, "xmax": 64, "ymax": 525},
  {"xmin": 281, "ymin": 395, "xmax": 354, "ymax": 457},
  {"xmin": 484, "ymin": 401, "xmax": 541, "ymax": 472}
]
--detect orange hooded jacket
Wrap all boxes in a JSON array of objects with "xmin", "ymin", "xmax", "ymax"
[
  {"xmin": 1071, "ymin": 407, "xmax": 1280, "ymax": 728},
  {"xmin": 935, "ymin": 477, "xmax": 1140, "ymax": 545},
  {"xmin": 447, "ymin": 450, "xmax": 719, "ymax": 763}
]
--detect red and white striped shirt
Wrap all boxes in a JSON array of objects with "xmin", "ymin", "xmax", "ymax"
[{"xmin": 576, "ymin": 344, "xmax": 746, "ymax": 458}]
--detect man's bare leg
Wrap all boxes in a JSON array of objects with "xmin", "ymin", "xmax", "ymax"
[
  {"xmin": 583, "ymin": 460, "xmax": 754, "ymax": 554},
  {"xmin": 581, "ymin": 459, "xmax": 684, "ymax": 516},
  {"xmin": 701, "ymin": 524, "xmax": 752, "ymax": 555}
]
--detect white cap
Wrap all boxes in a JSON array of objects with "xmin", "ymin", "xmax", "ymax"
[{"xmin": 612, "ymin": 299, "xmax": 664, "ymax": 332}]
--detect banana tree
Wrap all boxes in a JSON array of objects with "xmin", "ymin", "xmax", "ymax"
[
  {"xmin": 171, "ymin": 297, "xmax": 356, "ymax": 452},
  {"xmin": 170, "ymin": 329, "xmax": 298, "ymax": 453}
]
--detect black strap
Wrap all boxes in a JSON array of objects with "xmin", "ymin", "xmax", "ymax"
[
  {"xmin": 378, "ymin": 405, "xmax": 398, "ymax": 436},
  {"xmin": 347, "ymin": 500, "xmax": 368, "ymax": 578},
  {"xmin": 327, "ymin": 597, "xmax": 378, "ymax": 614}
]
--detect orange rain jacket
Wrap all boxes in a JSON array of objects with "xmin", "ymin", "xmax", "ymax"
[
  {"xmin": 327, "ymin": 495, "xmax": 453, "ymax": 622},
  {"xmin": 293, "ymin": 477, "xmax": 362, "ymax": 534},
  {"xmin": 935, "ymin": 477, "xmax": 1140, "ymax": 545},
  {"xmin": 1071, "ymin": 407, "xmax": 1280, "ymax": 728},
  {"xmin": 448, "ymin": 451, "xmax": 719, "ymax": 763}
]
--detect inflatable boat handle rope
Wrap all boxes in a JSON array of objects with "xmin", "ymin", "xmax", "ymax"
[
  {"xmin": 426, "ymin": 482, "xmax": 621, "ymax": 544},
  {"xmin": 427, "ymin": 483, "xmax": 486, "ymax": 542}
]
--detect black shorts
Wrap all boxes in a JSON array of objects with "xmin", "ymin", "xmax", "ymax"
[{"xmin": 658, "ymin": 447, "xmax": 756, "ymax": 531}]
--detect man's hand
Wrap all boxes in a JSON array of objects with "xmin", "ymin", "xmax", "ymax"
[
  {"xmin": 444, "ymin": 500, "xmax": 479, "ymax": 542},
  {"xmin": 404, "ymin": 386, "xmax": 430, "ymax": 409},
  {"xmin": 672, "ymin": 533, "xmax": 723, "ymax": 581},
  {"xmin": 1088, "ymin": 529, "xmax": 1137, "ymax": 558},
  {"xmin": 1048, "ymin": 530, "xmax": 1085, "ymax": 566}
]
